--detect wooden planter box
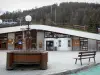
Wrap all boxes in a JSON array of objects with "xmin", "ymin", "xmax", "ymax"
[{"xmin": 6, "ymin": 50, "xmax": 48, "ymax": 70}]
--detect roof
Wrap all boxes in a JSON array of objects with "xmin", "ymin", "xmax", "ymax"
[{"xmin": 0, "ymin": 24, "xmax": 100, "ymax": 40}]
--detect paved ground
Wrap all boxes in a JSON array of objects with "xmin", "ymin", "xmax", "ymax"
[{"xmin": 0, "ymin": 50, "xmax": 100, "ymax": 75}]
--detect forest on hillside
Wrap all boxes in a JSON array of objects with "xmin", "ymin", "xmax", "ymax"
[{"xmin": 0, "ymin": 2, "xmax": 100, "ymax": 33}]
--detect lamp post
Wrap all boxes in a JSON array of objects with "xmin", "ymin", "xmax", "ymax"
[
  {"xmin": 20, "ymin": 28, "xmax": 26, "ymax": 50},
  {"xmin": 25, "ymin": 15, "xmax": 32, "ymax": 50}
]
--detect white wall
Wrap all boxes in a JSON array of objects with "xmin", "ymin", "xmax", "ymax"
[
  {"xmin": 37, "ymin": 31, "xmax": 44, "ymax": 50},
  {"xmin": 44, "ymin": 38, "xmax": 72, "ymax": 51},
  {"xmin": 57, "ymin": 38, "xmax": 72, "ymax": 51}
]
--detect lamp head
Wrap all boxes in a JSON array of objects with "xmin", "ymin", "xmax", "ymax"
[{"xmin": 25, "ymin": 15, "xmax": 32, "ymax": 22}]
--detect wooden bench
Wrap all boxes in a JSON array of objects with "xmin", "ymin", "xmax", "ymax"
[{"xmin": 74, "ymin": 51, "xmax": 96, "ymax": 65}]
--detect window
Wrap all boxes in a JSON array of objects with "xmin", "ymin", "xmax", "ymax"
[
  {"xmin": 45, "ymin": 32, "xmax": 53, "ymax": 38},
  {"xmin": 58, "ymin": 40, "xmax": 61, "ymax": 47},
  {"xmin": 80, "ymin": 38, "xmax": 88, "ymax": 51},
  {"xmin": 68, "ymin": 40, "xmax": 71, "ymax": 47}
]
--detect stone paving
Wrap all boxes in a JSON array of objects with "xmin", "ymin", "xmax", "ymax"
[{"xmin": 0, "ymin": 50, "xmax": 100, "ymax": 75}]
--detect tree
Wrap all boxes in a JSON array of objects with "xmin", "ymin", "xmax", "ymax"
[
  {"xmin": 87, "ymin": 18, "xmax": 97, "ymax": 33},
  {"xmin": 0, "ymin": 2, "xmax": 100, "ymax": 33}
]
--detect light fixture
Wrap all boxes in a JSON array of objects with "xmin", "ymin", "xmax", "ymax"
[{"xmin": 25, "ymin": 15, "xmax": 32, "ymax": 22}]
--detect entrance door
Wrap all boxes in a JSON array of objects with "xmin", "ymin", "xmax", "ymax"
[{"xmin": 46, "ymin": 41, "xmax": 54, "ymax": 51}]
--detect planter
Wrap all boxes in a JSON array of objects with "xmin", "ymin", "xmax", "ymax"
[{"xmin": 6, "ymin": 50, "xmax": 48, "ymax": 70}]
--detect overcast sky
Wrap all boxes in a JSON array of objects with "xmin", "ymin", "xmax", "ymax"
[{"xmin": 0, "ymin": 0, "xmax": 100, "ymax": 12}]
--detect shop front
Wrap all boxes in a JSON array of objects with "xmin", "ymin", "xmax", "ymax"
[
  {"xmin": 0, "ymin": 34, "xmax": 8, "ymax": 50},
  {"xmin": 15, "ymin": 32, "xmax": 23, "ymax": 50}
]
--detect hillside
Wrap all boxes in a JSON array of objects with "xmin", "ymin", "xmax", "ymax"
[{"xmin": 0, "ymin": 2, "xmax": 100, "ymax": 33}]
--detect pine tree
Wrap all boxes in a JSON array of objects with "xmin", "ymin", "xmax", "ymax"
[{"xmin": 87, "ymin": 18, "xmax": 97, "ymax": 33}]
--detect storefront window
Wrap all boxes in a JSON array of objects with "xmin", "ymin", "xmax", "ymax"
[
  {"xmin": 68, "ymin": 40, "xmax": 71, "ymax": 47},
  {"xmin": 0, "ymin": 33, "xmax": 7, "ymax": 49},
  {"xmin": 15, "ymin": 32, "xmax": 23, "ymax": 49},
  {"xmin": 58, "ymin": 40, "xmax": 61, "ymax": 47},
  {"xmin": 45, "ymin": 32, "xmax": 54, "ymax": 38}
]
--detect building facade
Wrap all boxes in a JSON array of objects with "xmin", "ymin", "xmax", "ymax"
[{"xmin": 0, "ymin": 25, "xmax": 99, "ymax": 51}]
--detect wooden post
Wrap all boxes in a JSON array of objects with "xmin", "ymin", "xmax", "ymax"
[
  {"xmin": 6, "ymin": 53, "xmax": 14, "ymax": 70},
  {"xmin": 40, "ymin": 52, "xmax": 48, "ymax": 70}
]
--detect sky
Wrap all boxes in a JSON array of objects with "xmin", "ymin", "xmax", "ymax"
[{"xmin": 0, "ymin": 0, "xmax": 100, "ymax": 12}]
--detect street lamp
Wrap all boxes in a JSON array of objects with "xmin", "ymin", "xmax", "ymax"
[
  {"xmin": 25, "ymin": 15, "xmax": 32, "ymax": 50},
  {"xmin": 0, "ymin": 19, "xmax": 2, "ymax": 24}
]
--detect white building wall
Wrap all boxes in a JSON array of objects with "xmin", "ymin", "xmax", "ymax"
[
  {"xmin": 37, "ymin": 31, "xmax": 44, "ymax": 50},
  {"xmin": 57, "ymin": 38, "xmax": 72, "ymax": 51},
  {"xmin": 44, "ymin": 38, "xmax": 72, "ymax": 51}
]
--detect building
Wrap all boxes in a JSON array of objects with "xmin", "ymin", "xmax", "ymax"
[
  {"xmin": 97, "ymin": 28, "xmax": 100, "ymax": 51},
  {"xmin": 0, "ymin": 25, "xmax": 100, "ymax": 51}
]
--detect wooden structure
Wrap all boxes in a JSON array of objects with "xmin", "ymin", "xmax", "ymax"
[
  {"xmin": 74, "ymin": 51, "xmax": 96, "ymax": 65},
  {"xmin": 6, "ymin": 50, "xmax": 48, "ymax": 70},
  {"xmin": 14, "ymin": 30, "xmax": 37, "ymax": 50}
]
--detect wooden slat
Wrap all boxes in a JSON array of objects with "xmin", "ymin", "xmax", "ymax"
[
  {"xmin": 13, "ymin": 55, "xmax": 41, "ymax": 62},
  {"xmin": 79, "ymin": 51, "xmax": 96, "ymax": 54},
  {"xmin": 78, "ymin": 54, "xmax": 95, "ymax": 57},
  {"xmin": 78, "ymin": 51, "xmax": 96, "ymax": 57}
]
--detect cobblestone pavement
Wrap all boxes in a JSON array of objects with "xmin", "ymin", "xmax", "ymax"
[{"xmin": 0, "ymin": 50, "xmax": 100, "ymax": 75}]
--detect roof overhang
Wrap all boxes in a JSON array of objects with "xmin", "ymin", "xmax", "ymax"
[{"xmin": 0, "ymin": 25, "xmax": 100, "ymax": 40}]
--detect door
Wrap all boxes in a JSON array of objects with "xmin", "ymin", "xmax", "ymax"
[{"xmin": 46, "ymin": 41, "xmax": 54, "ymax": 51}]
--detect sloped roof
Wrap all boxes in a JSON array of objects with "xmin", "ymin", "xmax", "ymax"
[{"xmin": 0, "ymin": 25, "xmax": 100, "ymax": 40}]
